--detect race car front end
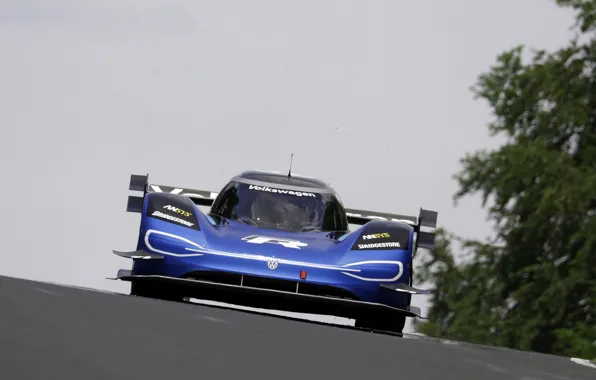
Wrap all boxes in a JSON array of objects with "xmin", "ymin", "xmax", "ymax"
[{"xmin": 113, "ymin": 219, "xmax": 427, "ymax": 324}]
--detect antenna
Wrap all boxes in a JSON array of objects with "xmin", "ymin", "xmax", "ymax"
[{"xmin": 287, "ymin": 153, "xmax": 294, "ymax": 178}]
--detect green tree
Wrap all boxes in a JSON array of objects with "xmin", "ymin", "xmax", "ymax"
[{"xmin": 414, "ymin": 0, "xmax": 596, "ymax": 359}]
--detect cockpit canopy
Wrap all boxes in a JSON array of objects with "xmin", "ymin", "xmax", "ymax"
[{"xmin": 210, "ymin": 180, "xmax": 349, "ymax": 233}]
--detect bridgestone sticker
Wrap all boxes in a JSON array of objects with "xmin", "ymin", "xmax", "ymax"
[
  {"xmin": 358, "ymin": 242, "xmax": 401, "ymax": 249},
  {"xmin": 248, "ymin": 184, "xmax": 316, "ymax": 197},
  {"xmin": 151, "ymin": 211, "xmax": 195, "ymax": 227}
]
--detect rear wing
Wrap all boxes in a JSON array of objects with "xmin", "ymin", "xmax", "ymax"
[
  {"xmin": 345, "ymin": 207, "xmax": 438, "ymax": 253},
  {"xmin": 125, "ymin": 174, "xmax": 218, "ymax": 213}
]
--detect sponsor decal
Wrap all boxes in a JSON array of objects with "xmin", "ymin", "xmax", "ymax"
[
  {"xmin": 242, "ymin": 235, "xmax": 308, "ymax": 249},
  {"xmin": 351, "ymin": 224, "xmax": 411, "ymax": 251},
  {"xmin": 248, "ymin": 184, "xmax": 316, "ymax": 198},
  {"xmin": 151, "ymin": 211, "xmax": 195, "ymax": 228},
  {"xmin": 357, "ymin": 242, "xmax": 401, "ymax": 249},
  {"xmin": 146, "ymin": 193, "xmax": 201, "ymax": 230},
  {"xmin": 362, "ymin": 232, "xmax": 390, "ymax": 240},
  {"xmin": 163, "ymin": 204, "xmax": 191, "ymax": 217}
]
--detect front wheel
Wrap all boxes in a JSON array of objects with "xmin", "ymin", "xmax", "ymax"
[
  {"xmin": 355, "ymin": 313, "xmax": 406, "ymax": 334},
  {"xmin": 356, "ymin": 267, "xmax": 412, "ymax": 334},
  {"xmin": 130, "ymin": 281, "xmax": 183, "ymax": 302}
]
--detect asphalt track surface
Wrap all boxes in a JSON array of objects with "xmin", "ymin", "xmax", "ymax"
[{"xmin": 1, "ymin": 275, "xmax": 594, "ymax": 380}]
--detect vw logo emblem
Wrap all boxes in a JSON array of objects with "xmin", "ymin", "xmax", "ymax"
[{"xmin": 267, "ymin": 258, "xmax": 279, "ymax": 270}]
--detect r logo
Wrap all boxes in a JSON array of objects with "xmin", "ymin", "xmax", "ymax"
[{"xmin": 242, "ymin": 235, "xmax": 308, "ymax": 249}]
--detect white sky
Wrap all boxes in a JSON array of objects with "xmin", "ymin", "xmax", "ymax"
[{"xmin": 0, "ymin": 0, "xmax": 576, "ymax": 333}]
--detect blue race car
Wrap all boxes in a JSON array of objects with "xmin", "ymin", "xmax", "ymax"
[{"xmin": 111, "ymin": 170, "xmax": 438, "ymax": 333}]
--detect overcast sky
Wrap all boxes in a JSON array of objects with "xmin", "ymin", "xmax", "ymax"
[{"xmin": 1, "ymin": 0, "xmax": 576, "ymax": 332}]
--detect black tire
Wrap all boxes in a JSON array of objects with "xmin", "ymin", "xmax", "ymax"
[
  {"xmin": 130, "ymin": 281, "xmax": 183, "ymax": 302},
  {"xmin": 355, "ymin": 264, "xmax": 412, "ymax": 334},
  {"xmin": 354, "ymin": 313, "xmax": 406, "ymax": 334}
]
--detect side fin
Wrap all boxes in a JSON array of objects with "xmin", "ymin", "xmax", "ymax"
[
  {"xmin": 380, "ymin": 282, "xmax": 432, "ymax": 295},
  {"xmin": 112, "ymin": 249, "xmax": 164, "ymax": 260}
]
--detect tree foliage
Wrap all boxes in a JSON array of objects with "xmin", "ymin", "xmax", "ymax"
[{"xmin": 414, "ymin": 0, "xmax": 596, "ymax": 359}]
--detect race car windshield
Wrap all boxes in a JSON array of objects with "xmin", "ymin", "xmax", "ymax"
[{"xmin": 210, "ymin": 181, "xmax": 348, "ymax": 232}]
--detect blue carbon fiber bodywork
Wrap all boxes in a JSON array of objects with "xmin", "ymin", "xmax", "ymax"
[{"xmin": 130, "ymin": 192, "xmax": 413, "ymax": 309}]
